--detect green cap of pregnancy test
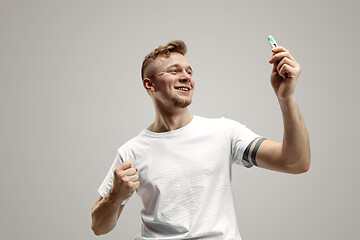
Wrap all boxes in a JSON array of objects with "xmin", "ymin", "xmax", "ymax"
[
  {"xmin": 268, "ymin": 35, "xmax": 275, "ymax": 43},
  {"xmin": 267, "ymin": 35, "xmax": 278, "ymax": 48}
]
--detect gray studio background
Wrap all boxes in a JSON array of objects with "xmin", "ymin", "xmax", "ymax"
[{"xmin": 1, "ymin": 0, "xmax": 359, "ymax": 239}]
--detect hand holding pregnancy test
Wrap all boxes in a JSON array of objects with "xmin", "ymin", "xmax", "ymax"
[{"xmin": 267, "ymin": 35, "xmax": 301, "ymax": 100}]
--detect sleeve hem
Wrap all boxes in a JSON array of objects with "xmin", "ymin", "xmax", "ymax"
[{"xmin": 98, "ymin": 189, "xmax": 128, "ymax": 205}]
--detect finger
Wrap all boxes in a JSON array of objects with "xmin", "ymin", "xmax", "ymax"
[
  {"xmin": 123, "ymin": 167, "xmax": 137, "ymax": 176},
  {"xmin": 131, "ymin": 164, "xmax": 138, "ymax": 172},
  {"xmin": 277, "ymin": 57, "xmax": 296, "ymax": 73},
  {"xmin": 278, "ymin": 64, "xmax": 288, "ymax": 79},
  {"xmin": 117, "ymin": 161, "xmax": 132, "ymax": 171},
  {"xmin": 132, "ymin": 181, "xmax": 140, "ymax": 189},
  {"xmin": 272, "ymin": 60, "xmax": 279, "ymax": 74},
  {"xmin": 269, "ymin": 52, "xmax": 294, "ymax": 64},
  {"xmin": 126, "ymin": 180, "xmax": 140, "ymax": 191},
  {"xmin": 271, "ymin": 46, "xmax": 288, "ymax": 53},
  {"xmin": 281, "ymin": 57, "xmax": 297, "ymax": 68},
  {"xmin": 269, "ymin": 51, "xmax": 295, "ymax": 63},
  {"xmin": 114, "ymin": 165, "xmax": 135, "ymax": 178},
  {"xmin": 121, "ymin": 175, "xmax": 139, "ymax": 186},
  {"xmin": 126, "ymin": 174, "xmax": 139, "ymax": 182},
  {"xmin": 279, "ymin": 64, "xmax": 295, "ymax": 79}
]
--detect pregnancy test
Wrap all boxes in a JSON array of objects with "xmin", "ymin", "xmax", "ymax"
[{"xmin": 268, "ymin": 35, "xmax": 278, "ymax": 48}]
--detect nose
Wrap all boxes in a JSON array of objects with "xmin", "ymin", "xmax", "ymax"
[{"xmin": 179, "ymin": 70, "xmax": 191, "ymax": 82}]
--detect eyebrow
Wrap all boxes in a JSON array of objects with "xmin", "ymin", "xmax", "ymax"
[{"xmin": 167, "ymin": 64, "xmax": 193, "ymax": 72}]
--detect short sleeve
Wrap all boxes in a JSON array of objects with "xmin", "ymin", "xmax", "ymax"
[
  {"xmin": 97, "ymin": 150, "xmax": 129, "ymax": 205},
  {"xmin": 222, "ymin": 118, "xmax": 261, "ymax": 168}
]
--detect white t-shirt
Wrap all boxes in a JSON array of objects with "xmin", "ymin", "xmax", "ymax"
[{"xmin": 98, "ymin": 116, "xmax": 260, "ymax": 240}]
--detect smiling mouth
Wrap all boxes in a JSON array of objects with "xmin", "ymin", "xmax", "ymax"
[{"xmin": 174, "ymin": 87, "xmax": 190, "ymax": 92}]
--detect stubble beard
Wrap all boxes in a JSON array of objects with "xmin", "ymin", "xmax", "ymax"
[{"xmin": 172, "ymin": 96, "xmax": 192, "ymax": 108}]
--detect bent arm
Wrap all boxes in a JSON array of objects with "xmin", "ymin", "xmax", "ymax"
[
  {"xmin": 251, "ymin": 96, "xmax": 310, "ymax": 174},
  {"xmin": 91, "ymin": 195, "xmax": 125, "ymax": 236},
  {"xmin": 91, "ymin": 161, "xmax": 139, "ymax": 235},
  {"xmin": 244, "ymin": 46, "xmax": 310, "ymax": 174}
]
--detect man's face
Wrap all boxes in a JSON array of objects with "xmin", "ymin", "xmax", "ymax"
[{"xmin": 150, "ymin": 52, "xmax": 195, "ymax": 109}]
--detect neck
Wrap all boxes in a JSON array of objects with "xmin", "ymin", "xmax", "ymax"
[{"xmin": 148, "ymin": 107, "xmax": 193, "ymax": 133}]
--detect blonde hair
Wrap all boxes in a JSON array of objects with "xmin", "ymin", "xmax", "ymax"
[{"xmin": 141, "ymin": 40, "xmax": 187, "ymax": 80}]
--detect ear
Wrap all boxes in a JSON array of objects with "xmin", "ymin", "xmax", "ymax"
[{"xmin": 143, "ymin": 78, "xmax": 155, "ymax": 92}]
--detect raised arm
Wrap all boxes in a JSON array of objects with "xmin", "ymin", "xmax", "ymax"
[
  {"xmin": 244, "ymin": 46, "xmax": 310, "ymax": 174},
  {"xmin": 91, "ymin": 161, "xmax": 139, "ymax": 235}
]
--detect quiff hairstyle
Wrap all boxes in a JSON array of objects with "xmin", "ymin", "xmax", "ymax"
[{"xmin": 141, "ymin": 40, "xmax": 187, "ymax": 80}]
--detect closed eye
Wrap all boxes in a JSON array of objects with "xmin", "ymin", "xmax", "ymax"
[
  {"xmin": 168, "ymin": 69, "xmax": 178, "ymax": 73},
  {"xmin": 166, "ymin": 66, "xmax": 193, "ymax": 75}
]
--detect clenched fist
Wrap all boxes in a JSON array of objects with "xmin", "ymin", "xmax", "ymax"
[{"xmin": 108, "ymin": 161, "xmax": 140, "ymax": 202}]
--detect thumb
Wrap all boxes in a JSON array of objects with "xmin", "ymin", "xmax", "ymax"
[
  {"xmin": 271, "ymin": 60, "xmax": 279, "ymax": 74},
  {"xmin": 131, "ymin": 163, "xmax": 138, "ymax": 171}
]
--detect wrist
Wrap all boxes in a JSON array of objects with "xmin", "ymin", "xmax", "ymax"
[
  {"xmin": 277, "ymin": 94, "xmax": 296, "ymax": 104},
  {"xmin": 106, "ymin": 190, "xmax": 126, "ymax": 206},
  {"xmin": 277, "ymin": 95, "xmax": 298, "ymax": 115}
]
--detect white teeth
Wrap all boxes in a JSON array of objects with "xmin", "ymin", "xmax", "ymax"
[{"xmin": 177, "ymin": 87, "xmax": 189, "ymax": 91}]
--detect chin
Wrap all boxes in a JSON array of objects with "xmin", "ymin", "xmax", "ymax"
[{"xmin": 173, "ymin": 98, "xmax": 192, "ymax": 108}]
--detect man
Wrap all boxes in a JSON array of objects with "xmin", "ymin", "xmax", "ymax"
[{"xmin": 91, "ymin": 40, "xmax": 310, "ymax": 239}]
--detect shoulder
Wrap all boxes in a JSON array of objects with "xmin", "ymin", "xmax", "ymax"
[
  {"xmin": 196, "ymin": 115, "xmax": 246, "ymax": 129},
  {"xmin": 194, "ymin": 115, "xmax": 248, "ymax": 137},
  {"xmin": 195, "ymin": 115, "xmax": 232, "ymax": 125},
  {"xmin": 116, "ymin": 130, "xmax": 149, "ymax": 157}
]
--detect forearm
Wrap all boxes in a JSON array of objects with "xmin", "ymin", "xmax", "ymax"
[
  {"xmin": 91, "ymin": 195, "xmax": 124, "ymax": 236},
  {"xmin": 278, "ymin": 95, "xmax": 310, "ymax": 173}
]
